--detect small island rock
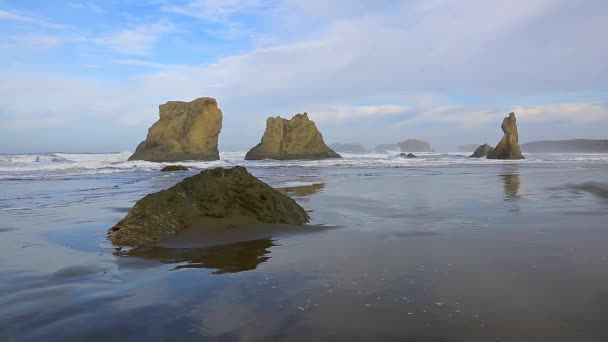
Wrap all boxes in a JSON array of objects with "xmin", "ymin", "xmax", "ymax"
[
  {"xmin": 470, "ymin": 144, "xmax": 494, "ymax": 158},
  {"xmin": 245, "ymin": 113, "xmax": 340, "ymax": 160},
  {"xmin": 398, "ymin": 139, "xmax": 432, "ymax": 152},
  {"xmin": 161, "ymin": 165, "xmax": 189, "ymax": 172},
  {"xmin": 108, "ymin": 166, "xmax": 310, "ymax": 247},
  {"xmin": 398, "ymin": 153, "xmax": 417, "ymax": 158},
  {"xmin": 487, "ymin": 112, "xmax": 524, "ymax": 160},
  {"xmin": 129, "ymin": 97, "xmax": 222, "ymax": 162}
]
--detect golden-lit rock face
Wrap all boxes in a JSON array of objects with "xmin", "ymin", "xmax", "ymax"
[
  {"xmin": 488, "ymin": 112, "xmax": 524, "ymax": 160},
  {"xmin": 129, "ymin": 97, "xmax": 222, "ymax": 162},
  {"xmin": 245, "ymin": 113, "xmax": 341, "ymax": 160}
]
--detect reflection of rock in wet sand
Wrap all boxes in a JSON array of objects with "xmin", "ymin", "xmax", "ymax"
[
  {"xmin": 501, "ymin": 173, "xmax": 520, "ymax": 200},
  {"xmin": 566, "ymin": 182, "xmax": 608, "ymax": 201},
  {"xmin": 126, "ymin": 238, "xmax": 277, "ymax": 274},
  {"xmin": 276, "ymin": 183, "xmax": 325, "ymax": 197}
]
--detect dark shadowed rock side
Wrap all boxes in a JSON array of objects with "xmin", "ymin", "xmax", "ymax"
[
  {"xmin": 398, "ymin": 139, "xmax": 432, "ymax": 152},
  {"xmin": 329, "ymin": 143, "xmax": 366, "ymax": 154},
  {"xmin": 487, "ymin": 112, "xmax": 524, "ymax": 160},
  {"xmin": 245, "ymin": 113, "xmax": 341, "ymax": 160},
  {"xmin": 470, "ymin": 144, "xmax": 494, "ymax": 158},
  {"xmin": 160, "ymin": 165, "xmax": 189, "ymax": 172},
  {"xmin": 108, "ymin": 166, "xmax": 310, "ymax": 247},
  {"xmin": 398, "ymin": 153, "xmax": 417, "ymax": 158},
  {"xmin": 129, "ymin": 97, "xmax": 222, "ymax": 162},
  {"xmin": 521, "ymin": 139, "xmax": 608, "ymax": 153}
]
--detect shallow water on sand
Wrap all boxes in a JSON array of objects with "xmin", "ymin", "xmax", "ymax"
[{"xmin": 1, "ymin": 152, "xmax": 608, "ymax": 341}]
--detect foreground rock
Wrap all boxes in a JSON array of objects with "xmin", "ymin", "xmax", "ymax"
[
  {"xmin": 398, "ymin": 153, "xmax": 417, "ymax": 158},
  {"xmin": 487, "ymin": 112, "xmax": 524, "ymax": 160},
  {"xmin": 521, "ymin": 139, "xmax": 608, "ymax": 153},
  {"xmin": 108, "ymin": 166, "xmax": 309, "ymax": 247},
  {"xmin": 161, "ymin": 165, "xmax": 189, "ymax": 172},
  {"xmin": 329, "ymin": 143, "xmax": 366, "ymax": 154},
  {"xmin": 398, "ymin": 139, "xmax": 432, "ymax": 152},
  {"xmin": 129, "ymin": 97, "xmax": 222, "ymax": 162},
  {"xmin": 470, "ymin": 144, "xmax": 494, "ymax": 158},
  {"xmin": 245, "ymin": 113, "xmax": 341, "ymax": 160}
]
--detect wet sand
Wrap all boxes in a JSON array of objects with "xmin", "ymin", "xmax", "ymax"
[{"xmin": 1, "ymin": 157, "xmax": 608, "ymax": 341}]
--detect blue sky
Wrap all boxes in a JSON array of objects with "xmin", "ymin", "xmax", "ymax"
[{"xmin": 0, "ymin": 0, "xmax": 607, "ymax": 152}]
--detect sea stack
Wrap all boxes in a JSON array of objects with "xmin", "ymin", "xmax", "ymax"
[
  {"xmin": 245, "ymin": 113, "xmax": 341, "ymax": 160},
  {"xmin": 487, "ymin": 112, "xmax": 524, "ymax": 160},
  {"xmin": 470, "ymin": 144, "xmax": 494, "ymax": 158},
  {"xmin": 129, "ymin": 97, "xmax": 222, "ymax": 162},
  {"xmin": 398, "ymin": 139, "xmax": 432, "ymax": 152},
  {"xmin": 108, "ymin": 166, "xmax": 310, "ymax": 247}
]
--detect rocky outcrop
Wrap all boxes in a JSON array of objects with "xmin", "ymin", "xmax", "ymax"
[
  {"xmin": 521, "ymin": 139, "xmax": 608, "ymax": 153},
  {"xmin": 398, "ymin": 153, "xmax": 417, "ymax": 158},
  {"xmin": 129, "ymin": 97, "xmax": 222, "ymax": 162},
  {"xmin": 161, "ymin": 165, "xmax": 189, "ymax": 172},
  {"xmin": 470, "ymin": 144, "xmax": 493, "ymax": 158},
  {"xmin": 398, "ymin": 139, "xmax": 432, "ymax": 152},
  {"xmin": 329, "ymin": 143, "xmax": 366, "ymax": 154},
  {"xmin": 487, "ymin": 112, "xmax": 524, "ymax": 160},
  {"xmin": 245, "ymin": 113, "xmax": 340, "ymax": 160},
  {"xmin": 108, "ymin": 166, "xmax": 309, "ymax": 247}
]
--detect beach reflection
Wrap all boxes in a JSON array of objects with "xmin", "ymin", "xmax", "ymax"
[
  {"xmin": 276, "ymin": 183, "xmax": 325, "ymax": 197},
  {"xmin": 124, "ymin": 238, "xmax": 277, "ymax": 273},
  {"xmin": 500, "ymin": 168, "xmax": 520, "ymax": 201}
]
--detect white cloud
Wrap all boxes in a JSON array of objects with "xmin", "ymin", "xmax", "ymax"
[
  {"xmin": 67, "ymin": 2, "xmax": 104, "ymax": 13},
  {"xmin": 163, "ymin": 0, "xmax": 269, "ymax": 22},
  {"xmin": 96, "ymin": 23, "xmax": 174, "ymax": 56},
  {"xmin": 0, "ymin": 9, "xmax": 34, "ymax": 22},
  {"xmin": 515, "ymin": 103, "xmax": 608, "ymax": 123}
]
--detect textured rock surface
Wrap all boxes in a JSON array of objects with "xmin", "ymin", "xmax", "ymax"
[
  {"xmin": 329, "ymin": 143, "xmax": 366, "ymax": 154},
  {"xmin": 398, "ymin": 139, "xmax": 432, "ymax": 152},
  {"xmin": 129, "ymin": 97, "xmax": 222, "ymax": 162},
  {"xmin": 522, "ymin": 139, "xmax": 608, "ymax": 153},
  {"xmin": 487, "ymin": 112, "xmax": 524, "ymax": 160},
  {"xmin": 161, "ymin": 165, "xmax": 189, "ymax": 172},
  {"xmin": 398, "ymin": 153, "xmax": 417, "ymax": 158},
  {"xmin": 470, "ymin": 144, "xmax": 494, "ymax": 158},
  {"xmin": 108, "ymin": 166, "xmax": 310, "ymax": 247},
  {"xmin": 245, "ymin": 113, "xmax": 340, "ymax": 160}
]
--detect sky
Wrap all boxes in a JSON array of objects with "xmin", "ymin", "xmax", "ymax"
[{"xmin": 0, "ymin": 0, "xmax": 607, "ymax": 153}]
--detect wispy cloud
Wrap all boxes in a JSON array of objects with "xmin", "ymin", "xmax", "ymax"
[
  {"xmin": 67, "ymin": 2, "xmax": 104, "ymax": 13},
  {"xmin": 96, "ymin": 23, "xmax": 174, "ymax": 55},
  {"xmin": 0, "ymin": 9, "xmax": 34, "ymax": 22},
  {"xmin": 163, "ymin": 0, "xmax": 269, "ymax": 22}
]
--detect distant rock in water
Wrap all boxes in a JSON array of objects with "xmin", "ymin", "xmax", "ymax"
[
  {"xmin": 458, "ymin": 144, "xmax": 482, "ymax": 152},
  {"xmin": 398, "ymin": 153, "xmax": 417, "ymax": 158},
  {"xmin": 129, "ymin": 97, "xmax": 222, "ymax": 162},
  {"xmin": 521, "ymin": 139, "xmax": 608, "ymax": 153},
  {"xmin": 245, "ymin": 113, "xmax": 341, "ymax": 160},
  {"xmin": 487, "ymin": 112, "xmax": 524, "ymax": 160},
  {"xmin": 108, "ymin": 166, "xmax": 310, "ymax": 247},
  {"xmin": 375, "ymin": 144, "xmax": 400, "ymax": 152},
  {"xmin": 470, "ymin": 144, "xmax": 494, "ymax": 158},
  {"xmin": 329, "ymin": 143, "xmax": 366, "ymax": 154},
  {"xmin": 161, "ymin": 165, "xmax": 189, "ymax": 172},
  {"xmin": 398, "ymin": 139, "xmax": 432, "ymax": 152}
]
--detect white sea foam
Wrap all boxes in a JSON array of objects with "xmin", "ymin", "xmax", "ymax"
[{"xmin": 0, "ymin": 151, "xmax": 607, "ymax": 180}]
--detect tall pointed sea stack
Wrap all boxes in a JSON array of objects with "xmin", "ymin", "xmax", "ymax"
[
  {"xmin": 129, "ymin": 97, "xmax": 222, "ymax": 162},
  {"xmin": 245, "ymin": 113, "xmax": 341, "ymax": 160},
  {"xmin": 487, "ymin": 112, "xmax": 524, "ymax": 160}
]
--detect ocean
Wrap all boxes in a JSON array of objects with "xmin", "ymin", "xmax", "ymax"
[{"xmin": 1, "ymin": 151, "xmax": 608, "ymax": 341}]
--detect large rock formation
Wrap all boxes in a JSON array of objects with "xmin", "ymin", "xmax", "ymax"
[
  {"xmin": 108, "ymin": 166, "xmax": 310, "ymax": 247},
  {"xmin": 129, "ymin": 97, "xmax": 222, "ymax": 162},
  {"xmin": 398, "ymin": 139, "xmax": 432, "ymax": 152},
  {"xmin": 470, "ymin": 144, "xmax": 493, "ymax": 158},
  {"xmin": 329, "ymin": 143, "xmax": 366, "ymax": 154},
  {"xmin": 521, "ymin": 139, "xmax": 608, "ymax": 153},
  {"xmin": 487, "ymin": 112, "xmax": 524, "ymax": 160},
  {"xmin": 245, "ymin": 113, "xmax": 341, "ymax": 160}
]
